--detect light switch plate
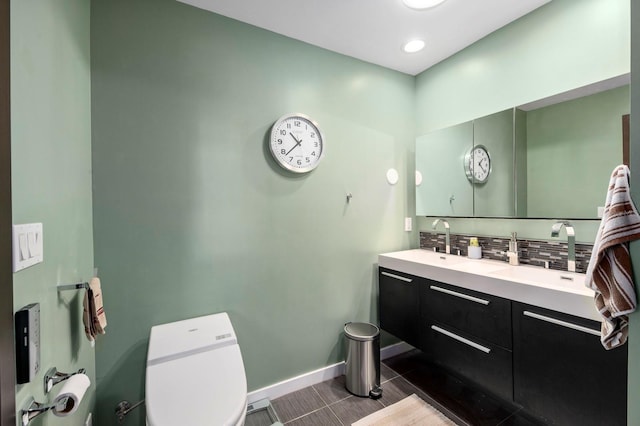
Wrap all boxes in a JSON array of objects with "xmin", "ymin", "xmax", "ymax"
[
  {"xmin": 12, "ymin": 223, "xmax": 43, "ymax": 272},
  {"xmin": 404, "ymin": 217, "xmax": 412, "ymax": 232}
]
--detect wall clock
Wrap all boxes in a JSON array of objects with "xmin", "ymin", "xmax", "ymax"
[
  {"xmin": 464, "ymin": 144, "xmax": 491, "ymax": 184},
  {"xmin": 269, "ymin": 113, "xmax": 325, "ymax": 173}
]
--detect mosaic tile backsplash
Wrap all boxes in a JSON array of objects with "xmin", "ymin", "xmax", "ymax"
[{"xmin": 419, "ymin": 232, "xmax": 593, "ymax": 273}]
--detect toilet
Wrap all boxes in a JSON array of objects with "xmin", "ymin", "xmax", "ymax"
[{"xmin": 145, "ymin": 312, "xmax": 248, "ymax": 426}]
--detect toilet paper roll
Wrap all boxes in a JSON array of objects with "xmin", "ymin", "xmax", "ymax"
[{"xmin": 52, "ymin": 373, "xmax": 91, "ymax": 417}]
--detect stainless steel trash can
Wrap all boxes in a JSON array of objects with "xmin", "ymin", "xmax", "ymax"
[{"xmin": 344, "ymin": 322, "xmax": 382, "ymax": 399}]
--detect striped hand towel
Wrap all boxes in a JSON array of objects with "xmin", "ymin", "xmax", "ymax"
[
  {"xmin": 585, "ymin": 165, "xmax": 640, "ymax": 349},
  {"xmin": 89, "ymin": 277, "xmax": 107, "ymax": 335},
  {"xmin": 82, "ymin": 277, "xmax": 107, "ymax": 342}
]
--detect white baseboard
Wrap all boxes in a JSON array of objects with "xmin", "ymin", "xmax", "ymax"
[{"xmin": 247, "ymin": 341, "xmax": 413, "ymax": 404}]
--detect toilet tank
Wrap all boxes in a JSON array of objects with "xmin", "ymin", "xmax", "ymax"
[{"xmin": 147, "ymin": 312, "xmax": 237, "ymax": 364}]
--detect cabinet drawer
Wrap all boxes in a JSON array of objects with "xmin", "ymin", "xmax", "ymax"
[
  {"xmin": 379, "ymin": 268, "xmax": 420, "ymax": 346},
  {"xmin": 420, "ymin": 280, "xmax": 512, "ymax": 349},
  {"xmin": 420, "ymin": 319, "xmax": 513, "ymax": 402},
  {"xmin": 513, "ymin": 302, "xmax": 627, "ymax": 426}
]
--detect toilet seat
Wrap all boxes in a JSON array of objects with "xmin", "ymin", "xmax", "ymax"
[{"xmin": 145, "ymin": 313, "xmax": 248, "ymax": 426}]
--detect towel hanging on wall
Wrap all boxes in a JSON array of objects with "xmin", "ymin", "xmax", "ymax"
[
  {"xmin": 82, "ymin": 277, "xmax": 107, "ymax": 343},
  {"xmin": 585, "ymin": 164, "xmax": 640, "ymax": 349}
]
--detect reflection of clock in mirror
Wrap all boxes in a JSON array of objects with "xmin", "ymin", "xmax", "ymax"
[{"xmin": 464, "ymin": 145, "xmax": 491, "ymax": 184}]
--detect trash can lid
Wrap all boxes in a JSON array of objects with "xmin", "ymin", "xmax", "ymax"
[{"xmin": 344, "ymin": 322, "xmax": 379, "ymax": 341}]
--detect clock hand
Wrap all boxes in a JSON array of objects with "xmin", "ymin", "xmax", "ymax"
[
  {"xmin": 286, "ymin": 132, "xmax": 303, "ymax": 156},
  {"xmin": 289, "ymin": 132, "xmax": 302, "ymax": 145},
  {"xmin": 478, "ymin": 161, "xmax": 487, "ymax": 173}
]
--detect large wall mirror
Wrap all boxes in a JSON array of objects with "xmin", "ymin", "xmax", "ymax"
[{"xmin": 416, "ymin": 74, "xmax": 630, "ymax": 219}]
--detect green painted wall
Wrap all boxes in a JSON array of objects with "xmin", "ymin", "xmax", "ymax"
[
  {"xmin": 415, "ymin": 0, "xmax": 629, "ymax": 244},
  {"xmin": 415, "ymin": 0, "xmax": 629, "ymax": 134},
  {"xmin": 627, "ymin": 0, "xmax": 639, "ymax": 423},
  {"xmin": 10, "ymin": 0, "xmax": 95, "ymax": 425},
  {"xmin": 526, "ymin": 86, "xmax": 629, "ymax": 218},
  {"xmin": 90, "ymin": 0, "xmax": 415, "ymax": 424}
]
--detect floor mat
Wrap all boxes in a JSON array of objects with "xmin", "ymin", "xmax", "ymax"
[{"xmin": 352, "ymin": 393, "xmax": 456, "ymax": 426}]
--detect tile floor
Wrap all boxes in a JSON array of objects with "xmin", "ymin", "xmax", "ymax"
[{"xmin": 249, "ymin": 350, "xmax": 543, "ymax": 426}]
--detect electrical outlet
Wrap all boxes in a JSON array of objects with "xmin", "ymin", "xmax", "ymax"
[{"xmin": 404, "ymin": 217, "xmax": 412, "ymax": 232}]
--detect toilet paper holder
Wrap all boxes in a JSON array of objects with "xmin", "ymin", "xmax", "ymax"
[
  {"xmin": 44, "ymin": 367, "xmax": 86, "ymax": 394},
  {"xmin": 20, "ymin": 367, "xmax": 88, "ymax": 426},
  {"xmin": 20, "ymin": 395, "xmax": 73, "ymax": 426}
]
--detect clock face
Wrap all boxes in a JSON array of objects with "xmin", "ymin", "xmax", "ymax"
[
  {"xmin": 270, "ymin": 114, "xmax": 324, "ymax": 173},
  {"xmin": 465, "ymin": 145, "xmax": 491, "ymax": 184}
]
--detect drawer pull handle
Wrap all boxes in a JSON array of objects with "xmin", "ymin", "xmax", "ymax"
[
  {"xmin": 431, "ymin": 325, "xmax": 491, "ymax": 354},
  {"xmin": 523, "ymin": 311, "xmax": 600, "ymax": 336},
  {"xmin": 381, "ymin": 272, "xmax": 413, "ymax": 283},
  {"xmin": 429, "ymin": 285, "xmax": 490, "ymax": 305}
]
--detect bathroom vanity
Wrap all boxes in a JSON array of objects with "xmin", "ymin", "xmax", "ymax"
[{"xmin": 379, "ymin": 250, "xmax": 627, "ymax": 426}]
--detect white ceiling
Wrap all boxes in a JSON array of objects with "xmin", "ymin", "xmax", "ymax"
[{"xmin": 177, "ymin": 0, "xmax": 551, "ymax": 75}]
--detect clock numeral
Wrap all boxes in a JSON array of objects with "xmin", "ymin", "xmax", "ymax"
[
  {"xmin": 286, "ymin": 123, "xmax": 291, "ymax": 129},
  {"xmin": 280, "ymin": 149, "xmax": 286, "ymax": 154},
  {"xmin": 280, "ymin": 130, "xmax": 286, "ymax": 136},
  {"xmin": 310, "ymin": 132, "xmax": 315, "ymax": 138},
  {"xmin": 294, "ymin": 121, "xmax": 301, "ymax": 127},
  {"xmin": 314, "ymin": 142, "xmax": 318, "ymax": 147},
  {"xmin": 311, "ymin": 151, "xmax": 316, "ymax": 156},
  {"xmin": 289, "ymin": 156, "xmax": 294, "ymax": 162},
  {"xmin": 297, "ymin": 159, "xmax": 302, "ymax": 166},
  {"xmin": 277, "ymin": 138, "xmax": 283, "ymax": 144}
]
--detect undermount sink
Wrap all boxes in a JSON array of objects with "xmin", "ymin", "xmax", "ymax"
[
  {"xmin": 489, "ymin": 266, "xmax": 587, "ymax": 292},
  {"xmin": 448, "ymin": 259, "xmax": 508, "ymax": 274},
  {"xmin": 396, "ymin": 250, "xmax": 469, "ymax": 267}
]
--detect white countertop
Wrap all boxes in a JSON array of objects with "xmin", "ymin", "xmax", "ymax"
[{"xmin": 379, "ymin": 249, "xmax": 600, "ymax": 322}]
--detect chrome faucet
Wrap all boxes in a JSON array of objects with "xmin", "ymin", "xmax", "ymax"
[
  {"xmin": 551, "ymin": 221, "xmax": 575, "ymax": 272},
  {"xmin": 506, "ymin": 232, "xmax": 519, "ymax": 265},
  {"xmin": 432, "ymin": 218, "xmax": 450, "ymax": 254}
]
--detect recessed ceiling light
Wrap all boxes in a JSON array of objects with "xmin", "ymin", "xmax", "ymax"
[
  {"xmin": 402, "ymin": 39, "xmax": 425, "ymax": 53},
  {"xmin": 402, "ymin": 0, "xmax": 447, "ymax": 10}
]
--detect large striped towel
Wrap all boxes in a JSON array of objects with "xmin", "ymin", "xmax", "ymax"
[{"xmin": 585, "ymin": 165, "xmax": 640, "ymax": 349}]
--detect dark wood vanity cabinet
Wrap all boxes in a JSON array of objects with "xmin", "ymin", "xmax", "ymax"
[
  {"xmin": 420, "ymin": 280, "xmax": 512, "ymax": 349},
  {"xmin": 419, "ymin": 280, "xmax": 513, "ymax": 401},
  {"xmin": 512, "ymin": 302, "xmax": 628, "ymax": 426},
  {"xmin": 378, "ymin": 268, "xmax": 629, "ymax": 425},
  {"xmin": 378, "ymin": 267, "xmax": 420, "ymax": 346}
]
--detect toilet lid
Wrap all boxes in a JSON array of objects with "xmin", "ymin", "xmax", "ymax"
[{"xmin": 146, "ymin": 344, "xmax": 247, "ymax": 426}]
